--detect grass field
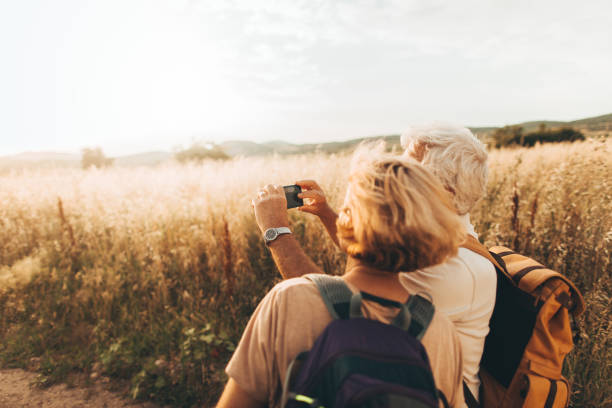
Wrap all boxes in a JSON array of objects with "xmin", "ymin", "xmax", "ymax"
[{"xmin": 0, "ymin": 139, "xmax": 610, "ymax": 407}]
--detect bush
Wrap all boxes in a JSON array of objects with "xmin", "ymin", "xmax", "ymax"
[
  {"xmin": 509, "ymin": 127, "xmax": 585, "ymax": 147},
  {"xmin": 175, "ymin": 143, "xmax": 229, "ymax": 163},
  {"xmin": 493, "ymin": 126, "xmax": 585, "ymax": 148},
  {"xmin": 491, "ymin": 125, "xmax": 524, "ymax": 148},
  {"xmin": 82, "ymin": 148, "xmax": 114, "ymax": 169}
]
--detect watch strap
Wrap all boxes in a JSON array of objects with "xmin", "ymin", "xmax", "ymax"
[
  {"xmin": 275, "ymin": 227, "xmax": 291, "ymax": 235},
  {"xmin": 264, "ymin": 227, "xmax": 291, "ymax": 245}
]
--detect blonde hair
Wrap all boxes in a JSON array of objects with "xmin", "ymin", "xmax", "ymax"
[
  {"xmin": 401, "ymin": 123, "xmax": 488, "ymax": 215},
  {"xmin": 337, "ymin": 142, "xmax": 466, "ymax": 273}
]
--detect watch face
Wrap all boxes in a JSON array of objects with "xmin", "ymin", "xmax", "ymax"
[{"xmin": 265, "ymin": 229, "xmax": 278, "ymax": 241}]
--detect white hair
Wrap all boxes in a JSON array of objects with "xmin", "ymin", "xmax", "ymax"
[{"xmin": 400, "ymin": 123, "xmax": 488, "ymax": 215}]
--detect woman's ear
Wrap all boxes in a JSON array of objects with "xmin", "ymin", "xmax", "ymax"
[
  {"xmin": 337, "ymin": 206, "xmax": 352, "ymax": 226},
  {"xmin": 336, "ymin": 206, "xmax": 354, "ymax": 252}
]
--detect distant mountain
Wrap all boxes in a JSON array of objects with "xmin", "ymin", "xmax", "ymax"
[
  {"xmin": 220, "ymin": 112, "xmax": 611, "ymax": 157},
  {"xmin": 1, "ymin": 113, "xmax": 609, "ymax": 171},
  {"xmin": 469, "ymin": 126, "xmax": 499, "ymax": 135},
  {"xmin": 220, "ymin": 135, "xmax": 402, "ymax": 157},
  {"xmin": 0, "ymin": 151, "xmax": 172, "ymax": 172},
  {"xmin": 114, "ymin": 151, "xmax": 172, "ymax": 166},
  {"xmin": 474, "ymin": 112, "xmax": 612, "ymax": 136},
  {"xmin": 3, "ymin": 151, "xmax": 80, "ymax": 162},
  {"xmin": 568, "ymin": 113, "xmax": 612, "ymax": 131},
  {"xmin": 0, "ymin": 152, "xmax": 81, "ymax": 173},
  {"xmin": 220, "ymin": 141, "xmax": 275, "ymax": 157}
]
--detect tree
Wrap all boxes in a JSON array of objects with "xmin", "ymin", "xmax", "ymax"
[
  {"xmin": 81, "ymin": 147, "xmax": 113, "ymax": 169},
  {"xmin": 492, "ymin": 126, "xmax": 524, "ymax": 148},
  {"xmin": 512, "ymin": 127, "xmax": 584, "ymax": 147},
  {"xmin": 175, "ymin": 142, "xmax": 229, "ymax": 163}
]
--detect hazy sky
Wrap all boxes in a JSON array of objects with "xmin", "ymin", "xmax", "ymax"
[{"xmin": 1, "ymin": 0, "xmax": 611, "ymax": 156}]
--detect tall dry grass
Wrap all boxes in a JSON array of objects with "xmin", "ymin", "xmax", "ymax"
[{"xmin": 0, "ymin": 140, "xmax": 610, "ymax": 407}]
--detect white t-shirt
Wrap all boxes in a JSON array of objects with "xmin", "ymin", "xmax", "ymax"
[{"xmin": 399, "ymin": 214, "xmax": 496, "ymax": 400}]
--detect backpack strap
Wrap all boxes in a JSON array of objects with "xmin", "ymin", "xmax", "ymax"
[
  {"xmin": 462, "ymin": 237, "xmax": 586, "ymax": 316},
  {"xmin": 438, "ymin": 389, "xmax": 451, "ymax": 408},
  {"xmin": 461, "ymin": 235, "xmax": 512, "ymax": 281},
  {"xmin": 305, "ymin": 274, "xmax": 434, "ymax": 339},
  {"xmin": 489, "ymin": 246, "xmax": 586, "ymax": 316},
  {"xmin": 305, "ymin": 274, "xmax": 363, "ymax": 319},
  {"xmin": 463, "ymin": 381, "xmax": 480, "ymax": 408},
  {"xmin": 404, "ymin": 294, "xmax": 435, "ymax": 340}
]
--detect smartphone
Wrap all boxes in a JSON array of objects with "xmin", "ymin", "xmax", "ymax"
[{"xmin": 283, "ymin": 185, "xmax": 304, "ymax": 209}]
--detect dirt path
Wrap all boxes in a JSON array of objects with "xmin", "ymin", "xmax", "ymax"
[{"xmin": 0, "ymin": 369, "xmax": 162, "ymax": 408}]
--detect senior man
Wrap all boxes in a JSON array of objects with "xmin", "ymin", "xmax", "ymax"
[{"xmin": 396, "ymin": 124, "xmax": 496, "ymax": 403}]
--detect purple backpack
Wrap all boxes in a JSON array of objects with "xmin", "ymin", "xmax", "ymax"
[{"xmin": 281, "ymin": 274, "xmax": 449, "ymax": 408}]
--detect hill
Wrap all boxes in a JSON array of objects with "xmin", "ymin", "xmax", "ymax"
[
  {"xmin": 0, "ymin": 151, "xmax": 173, "ymax": 173},
  {"xmin": 220, "ymin": 135, "xmax": 402, "ymax": 157},
  {"xmin": 3, "ymin": 152, "xmax": 80, "ymax": 162},
  {"xmin": 475, "ymin": 112, "xmax": 612, "ymax": 137},
  {"xmin": 220, "ymin": 112, "xmax": 611, "ymax": 157},
  {"xmin": 0, "ymin": 152, "xmax": 81, "ymax": 173},
  {"xmin": 113, "ymin": 152, "xmax": 172, "ymax": 166},
  {"xmin": 1, "ymin": 112, "xmax": 609, "ymax": 170},
  {"xmin": 569, "ymin": 112, "xmax": 612, "ymax": 130}
]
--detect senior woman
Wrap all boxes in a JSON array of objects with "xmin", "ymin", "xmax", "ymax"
[{"xmin": 217, "ymin": 145, "xmax": 467, "ymax": 408}]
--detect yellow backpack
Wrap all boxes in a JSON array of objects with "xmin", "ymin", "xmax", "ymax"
[{"xmin": 462, "ymin": 236, "xmax": 585, "ymax": 408}]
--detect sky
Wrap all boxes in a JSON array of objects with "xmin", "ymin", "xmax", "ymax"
[{"xmin": 1, "ymin": 0, "xmax": 611, "ymax": 156}]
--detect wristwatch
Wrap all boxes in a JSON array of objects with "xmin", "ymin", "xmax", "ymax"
[{"xmin": 263, "ymin": 227, "xmax": 291, "ymax": 246}]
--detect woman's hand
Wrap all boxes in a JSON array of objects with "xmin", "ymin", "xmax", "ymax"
[
  {"xmin": 252, "ymin": 184, "xmax": 289, "ymax": 233},
  {"xmin": 296, "ymin": 180, "xmax": 340, "ymax": 247},
  {"xmin": 296, "ymin": 180, "xmax": 333, "ymax": 218}
]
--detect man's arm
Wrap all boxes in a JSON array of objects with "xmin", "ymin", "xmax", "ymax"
[{"xmin": 252, "ymin": 184, "xmax": 325, "ymax": 279}]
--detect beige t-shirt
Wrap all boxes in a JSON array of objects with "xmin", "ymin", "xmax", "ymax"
[{"xmin": 226, "ymin": 276, "xmax": 465, "ymax": 408}]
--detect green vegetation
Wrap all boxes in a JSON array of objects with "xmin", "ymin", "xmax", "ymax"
[
  {"xmin": 514, "ymin": 127, "xmax": 585, "ymax": 147},
  {"xmin": 81, "ymin": 148, "xmax": 114, "ymax": 169},
  {"xmin": 570, "ymin": 112, "xmax": 612, "ymax": 131},
  {"xmin": 491, "ymin": 125, "xmax": 585, "ymax": 147},
  {"xmin": 477, "ymin": 112, "xmax": 612, "ymax": 140},
  {"xmin": 0, "ymin": 140, "xmax": 610, "ymax": 407},
  {"xmin": 175, "ymin": 143, "xmax": 229, "ymax": 163},
  {"xmin": 490, "ymin": 125, "xmax": 525, "ymax": 148}
]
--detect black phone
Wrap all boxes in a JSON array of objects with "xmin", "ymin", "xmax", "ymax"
[{"xmin": 283, "ymin": 185, "xmax": 304, "ymax": 209}]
